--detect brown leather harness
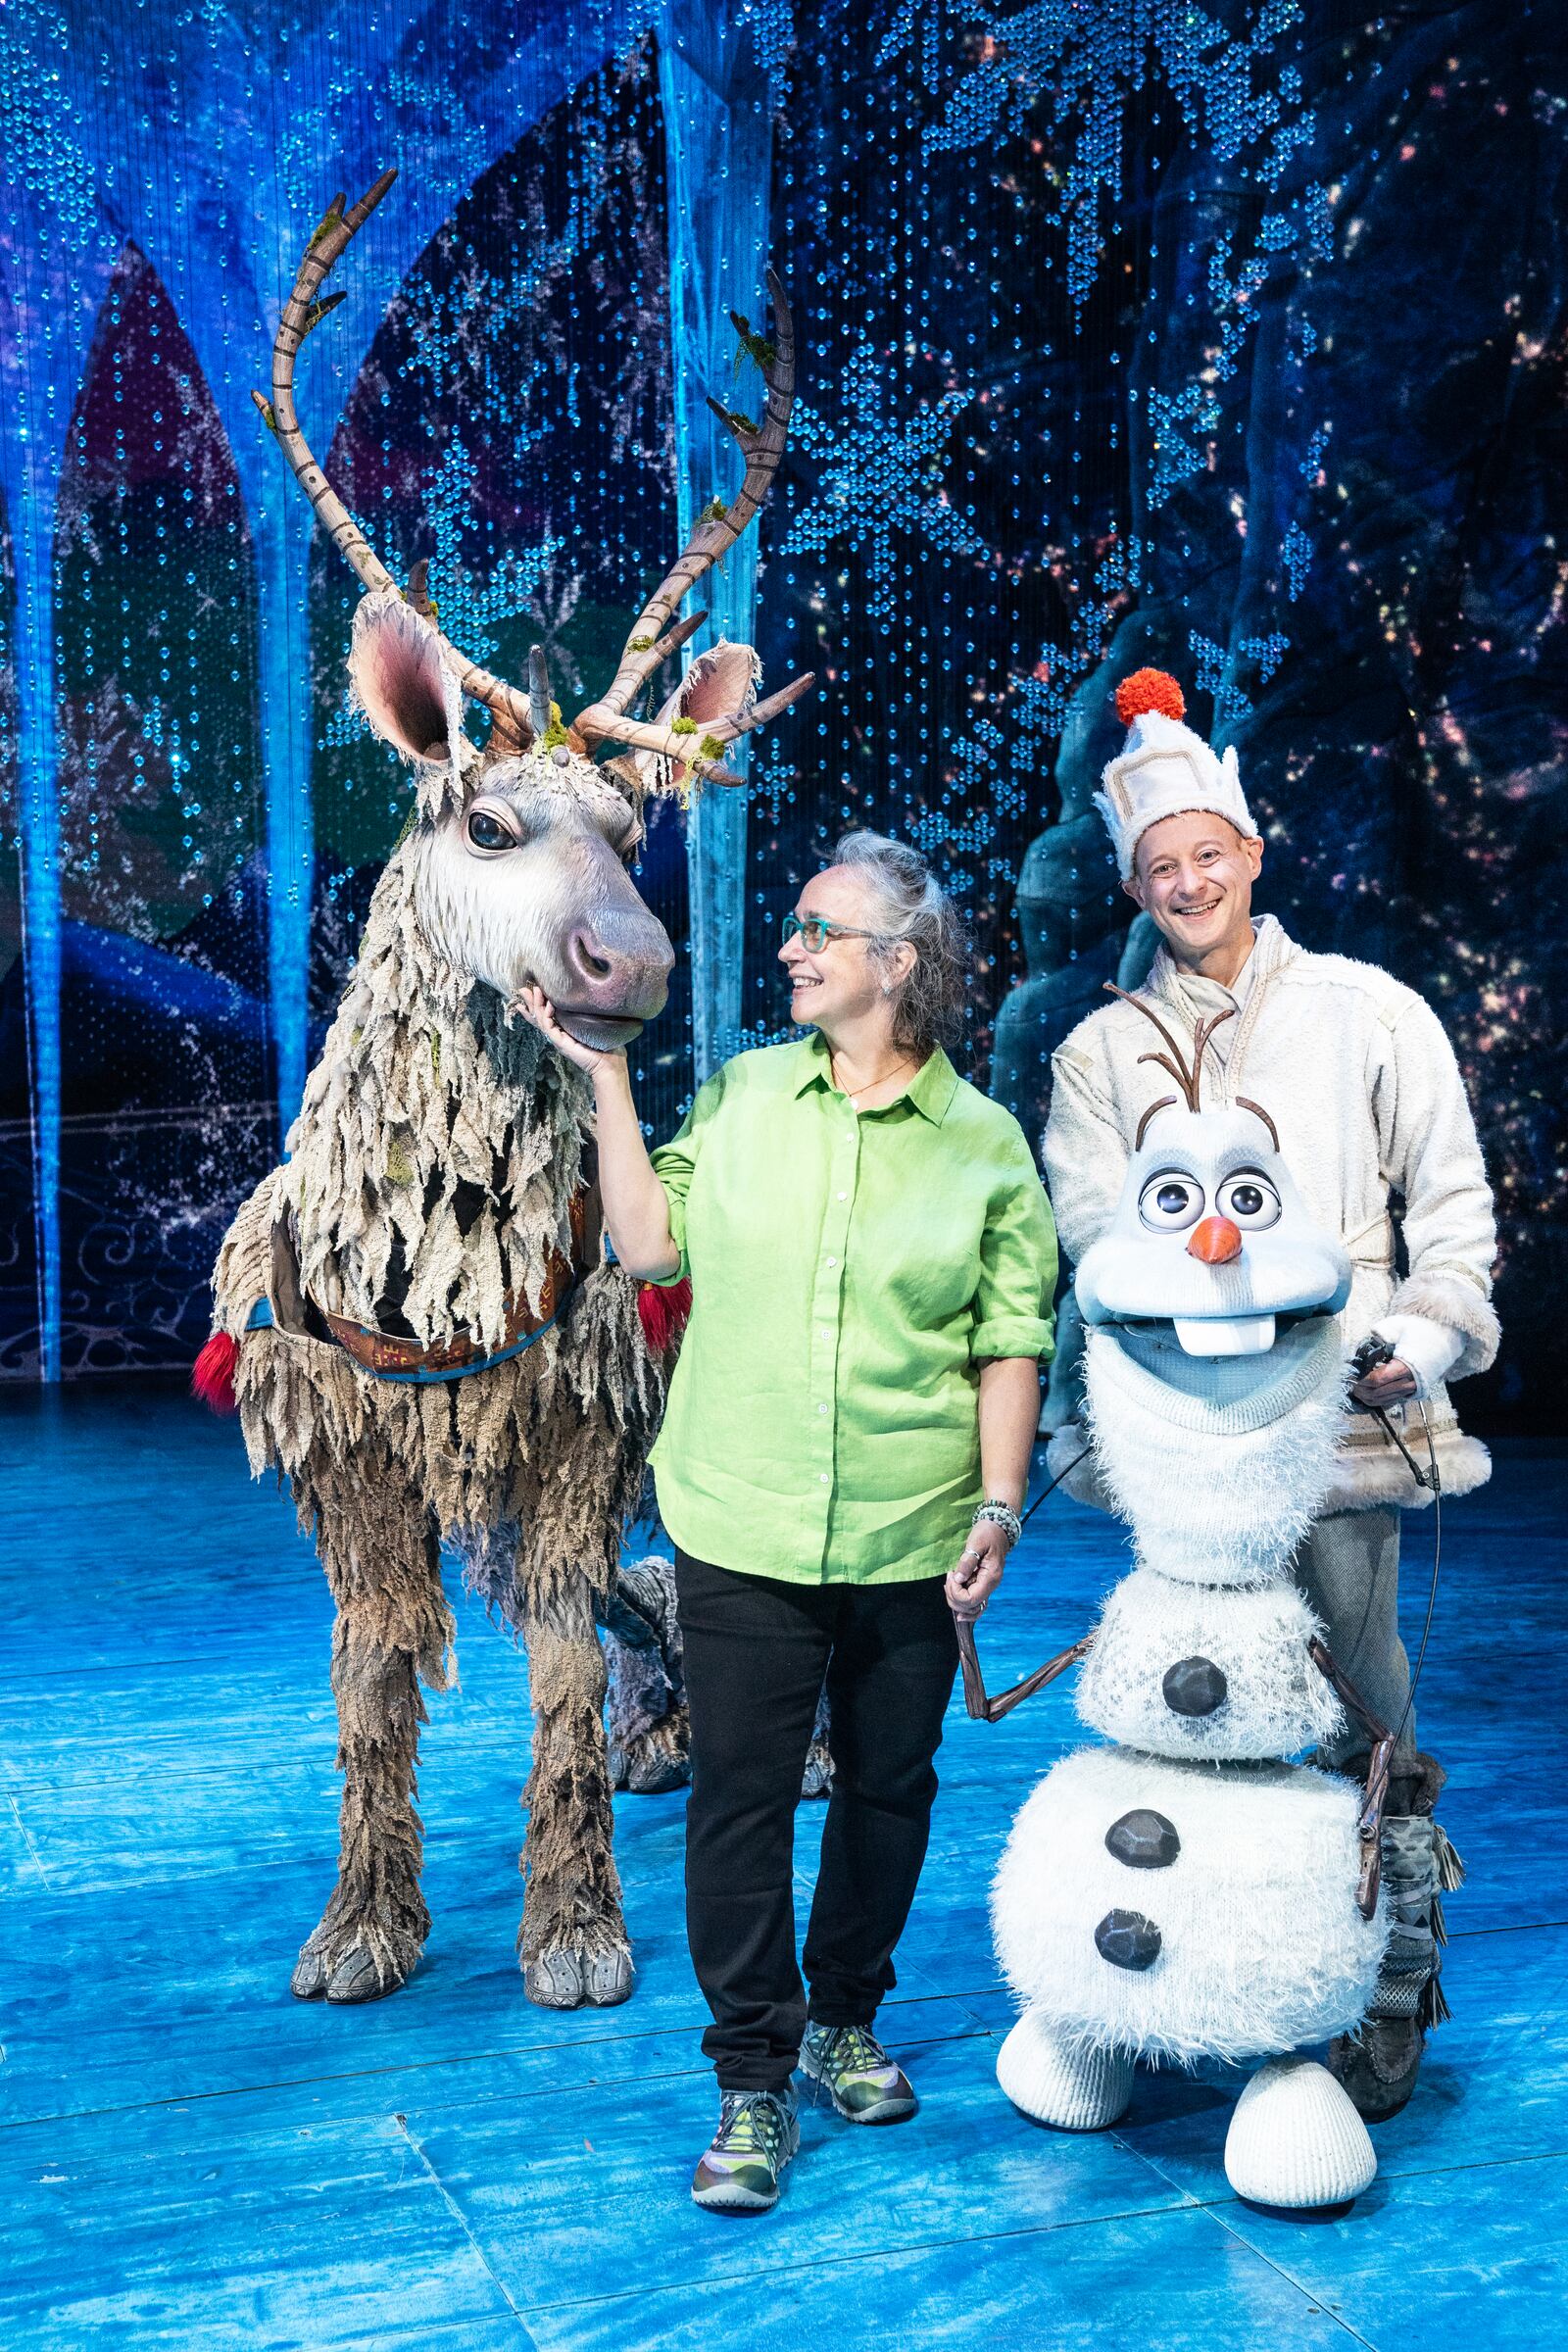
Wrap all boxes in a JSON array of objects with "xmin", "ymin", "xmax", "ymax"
[{"xmin": 258, "ymin": 1186, "xmax": 599, "ymax": 1385}]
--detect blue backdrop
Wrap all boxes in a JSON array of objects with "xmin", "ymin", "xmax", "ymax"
[{"xmin": 0, "ymin": 0, "xmax": 1561, "ymax": 1427}]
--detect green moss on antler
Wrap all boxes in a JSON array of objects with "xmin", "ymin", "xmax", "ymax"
[{"xmin": 728, "ymin": 310, "xmax": 778, "ymax": 370}]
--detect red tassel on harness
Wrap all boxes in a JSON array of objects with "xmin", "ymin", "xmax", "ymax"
[
  {"xmin": 637, "ymin": 1278, "xmax": 691, "ymax": 1356},
  {"xmin": 191, "ymin": 1330, "xmax": 240, "ymax": 1415}
]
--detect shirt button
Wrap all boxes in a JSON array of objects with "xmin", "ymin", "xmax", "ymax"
[
  {"xmin": 819, "ymin": 1473, "xmax": 829, "ymax": 1484},
  {"xmin": 817, "ymin": 1403, "xmax": 827, "ymax": 1415},
  {"xmin": 837, "ymin": 1190, "xmax": 847, "ymax": 1200},
  {"xmin": 820, "ymin": 1328, "xmax": 832, "ymax": 1342},
  {"xmin": 826, "ymin": 1256, "xmax": 838, "ymax": 1268}
]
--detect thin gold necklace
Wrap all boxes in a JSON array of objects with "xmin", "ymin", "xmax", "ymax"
[{"xmin": 832, "ymin": 1049, "xmax": 915, "ymax": 1106}]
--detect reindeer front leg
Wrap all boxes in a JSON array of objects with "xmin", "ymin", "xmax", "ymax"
[
  {"xmin": 516, "ymin": 1530, "xmax": 632, "ymax": 2010},
  {"xmin": 291, "ymin": 1449, "xmax": 455, "ymax": 2003}
]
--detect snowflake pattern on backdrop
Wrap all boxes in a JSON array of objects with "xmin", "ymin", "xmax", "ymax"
[
  {"xmin": 908, "ymin": 0, "xmax": 1312, "ymax": 308},
  {"xmin": 781, "ymin": 336, "xmax": 987, "ymax": 627}
]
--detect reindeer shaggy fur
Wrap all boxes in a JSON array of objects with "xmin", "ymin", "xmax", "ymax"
[
  {"xmin": 208, "ymin": 169, "xmax": 810, "ymax": 2011},
  {"xmin": 214, "ymin": 853, "xmax": 668, "ymax": 2004}
]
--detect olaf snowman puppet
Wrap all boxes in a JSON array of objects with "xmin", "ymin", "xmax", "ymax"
[{"xmin": 987, "ymin": 996, "xmax": 1403, "ymax": 2210}]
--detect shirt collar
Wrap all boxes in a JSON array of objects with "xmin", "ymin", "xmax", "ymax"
[
  {"xmin": 1148, "ymin": 910, "xmax": 1292, "ymax": 1008},
  {"xmin": 790, "ymin": 1032, "xmax": 959, "ymax": 1124}
]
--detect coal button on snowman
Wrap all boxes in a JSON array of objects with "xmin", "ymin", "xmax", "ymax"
[
  {"xmin": 1095, "ymin": 1910, "xmax": 1163, "ymax": 1971},
  {"xmin": 1104, "ymin": 1809, "xmax": 1181, "ymax": 1869},
  {"xmin": 1162, "ymin": 1655, "xmax": 1228, "ymax": 1716}
]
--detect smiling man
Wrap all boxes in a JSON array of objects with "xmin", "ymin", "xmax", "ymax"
[{"xmin": 1043, "ymin": 667, "xmax": 1498, "ymax": 2125}]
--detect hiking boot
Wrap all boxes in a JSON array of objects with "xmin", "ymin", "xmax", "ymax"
[
  {"xmin": 800, "ymin": 2022, "xmax": 918, "ymax": 2123},
  {"xmin": 1325, "ymin": 1747, "xmax": 1464, "ymax": 2125},
  {"xmin": 1330, "ymin": 2015, "xmax": 1425, "ymax": 2123},
  {"xmin": 690, "ymin": 2087, "xmax": 800, "ymax": 2213}
]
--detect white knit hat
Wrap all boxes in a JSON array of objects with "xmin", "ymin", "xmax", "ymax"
[{"xmin": 1094, "ymin": 669, "xmax": 1257, "ymax": 880}]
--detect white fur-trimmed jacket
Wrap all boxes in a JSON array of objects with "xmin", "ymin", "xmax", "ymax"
[{"xmin": 1044, "ymin": 914, "xmax": 1499, "ymax": 1510}]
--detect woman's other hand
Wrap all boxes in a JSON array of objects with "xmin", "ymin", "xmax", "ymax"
[
  {"xmin": 509, "ymin": 983, "xmax": 620, "ymax": 1077},
  {"xmin": 945, "ymin": 1522, "xmax": 1008, "ymax": 1620}
]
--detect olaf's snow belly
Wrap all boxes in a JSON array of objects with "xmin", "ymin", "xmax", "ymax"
[{"xmin": 993, "ymin": 1746, "xmax": 1385, "ymax": 2064}]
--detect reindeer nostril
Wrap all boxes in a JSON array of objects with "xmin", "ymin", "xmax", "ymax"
[{"xmin": 568, "ymin": 929, "xmax": 614, "ymax": 984}]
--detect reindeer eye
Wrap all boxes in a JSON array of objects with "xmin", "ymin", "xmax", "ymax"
[
  {"xmin": 1217, "ymin": 1171, "xmax": 1281, "ymax": 1228},
  {"xmin": 466, "ymin": 807, "xmax": 516, "ymax": 855},
  {"xmin": 1138, "ymin": 1172, "xmax": 1203, "ymax": 1231}
]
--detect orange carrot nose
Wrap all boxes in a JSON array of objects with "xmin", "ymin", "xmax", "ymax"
[{"xmin": 1188, "ymin": 1214, "xmax": 1243, "ymax": 1264}]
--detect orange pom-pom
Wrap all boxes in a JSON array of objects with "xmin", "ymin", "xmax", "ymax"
[{"xmin": 1114, "ymin": 668, "xmax": 1186, "ymax": 726}]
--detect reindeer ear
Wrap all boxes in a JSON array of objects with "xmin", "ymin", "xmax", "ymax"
[
  {"xmin": 635, "ymin": 638, "xmax": 760, "ymax": 794},
  {"xmin": 348, "ymin": 590, "xmax": 466, "ymax": 770}
]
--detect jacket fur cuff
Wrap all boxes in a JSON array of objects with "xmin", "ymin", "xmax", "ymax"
[{"xmin": 1386, "ymin": 1270, "xmax": 1500, "ymax": 1380}]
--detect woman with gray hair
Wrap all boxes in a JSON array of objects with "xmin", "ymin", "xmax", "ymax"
[{"xmin": 517, "ymin": 829, "xmax": 1056, "ymax": 2214}]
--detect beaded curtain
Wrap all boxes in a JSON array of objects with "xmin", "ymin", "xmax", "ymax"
[{"xmin": 0, "ymin": 0, "xmax": 1562, "ymax": 1425}]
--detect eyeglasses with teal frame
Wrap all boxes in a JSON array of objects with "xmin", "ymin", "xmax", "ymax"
[{"xmin": 781, "ymin": 912, "xmax": 884, "ymax": 953}]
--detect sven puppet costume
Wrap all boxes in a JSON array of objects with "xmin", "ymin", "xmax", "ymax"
[
  {"xmin": 197, "ymin": 171, "xmax": 811, "ymax": 2012},
  {"xmin": 983, "ymin": 1006, "xmax": 1414, "ymax": 2209}
]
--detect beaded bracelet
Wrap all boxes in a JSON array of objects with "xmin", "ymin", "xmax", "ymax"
[{"xmin": 971, "ymin": 1499, "xmax": 1023, "ymax": 1548}]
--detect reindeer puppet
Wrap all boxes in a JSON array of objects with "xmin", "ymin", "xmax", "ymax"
[{"xmin": 198, "ymin": 172, "xmax": 811, "ymax": 2011}]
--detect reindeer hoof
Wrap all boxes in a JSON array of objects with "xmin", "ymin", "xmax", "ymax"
[
  {"xmin": 522, "ymin": 1943, "xmax": 634, "ymax": 2009},
  {"xmin": 583, "ymin": 1948, "xmax": 634, "ymax": 2007},
  {"xmin": 291, "ymin": 1945, "xmax": 329, "ymax": 2000},
  {"xmin": 292, "ymin": 1930, "xmax": 410, "ymax": 2003},
  {"xmin": 623, "ymin": 1747, "xmax": 689, "ymax": 1796},
  {"xmin": 326, "ymin": 1946, "xmax": 404, "ymax": 2004},
  {"xmin": 523, "ymin": 1949, "xmax": 586, "ymax": 2009}
]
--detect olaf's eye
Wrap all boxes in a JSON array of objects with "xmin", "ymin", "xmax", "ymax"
[
  {"xmin": 1217, "ymin": 1170, "xmax": 1281, "ymax": 1228},
  {"xmin": 1138, "ymin": 1172, "xmax": 1203, "ymax": 1231},
  {"xmin": 466, "ymin": 805, "xmax": 517, "ymax": 855}
]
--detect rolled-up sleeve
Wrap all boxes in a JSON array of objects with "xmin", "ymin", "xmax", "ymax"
[
  {"xmin": 647, "ymin": 1066, "xmax": 728, "ymax": 1287},
  {"xmin": 969, "ymin": 1135, "xmax": 1058, "ymax": 1362}
]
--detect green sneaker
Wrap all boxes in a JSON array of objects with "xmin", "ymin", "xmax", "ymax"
[
  {"xmin": 800, "ymin": 2022, "xmax": 918, "ymax": 2123},
  {"xmin": 690, "ymin": 2087, "xmax": 800, "ymax": 2213}
]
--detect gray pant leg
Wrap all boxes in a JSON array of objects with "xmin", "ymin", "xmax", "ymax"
[{"xmin": 1293, "ymin": 1504, "xmax": 1415, "ymax": 1764}]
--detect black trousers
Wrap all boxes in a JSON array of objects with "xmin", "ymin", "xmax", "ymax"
[{"xmin": 675, "ymin": 1548, "xmax": 959, "ymax": 2093}]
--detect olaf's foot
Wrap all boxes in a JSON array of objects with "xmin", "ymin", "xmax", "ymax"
[
  {"xmin": 997, "ymin": 2012, "xmax": 1133, "ymax": 2131},
  {"xmin": 1225, "ymin": 2055, "xmax": 1376, "ymax": 2208}
]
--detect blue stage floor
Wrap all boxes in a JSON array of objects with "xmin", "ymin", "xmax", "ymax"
[{"xmin": 1, "ymin": 1386, "xmax": 1562, "ymax": 2349}]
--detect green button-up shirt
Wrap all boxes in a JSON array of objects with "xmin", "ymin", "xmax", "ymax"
[{"xmin": 647, "ymin": 1034, "xmax": 1057, "ymax": 1586}]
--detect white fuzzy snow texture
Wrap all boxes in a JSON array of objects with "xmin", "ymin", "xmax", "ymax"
[
  {"xmin": 1074, "ymin": 1568, "xmax": 1346, "ymax": 1759},
  {"xmin": 1083, "ymin": 1322, "xmax": 1348, "ymax": 1585},
  {"xmin": 992, "ymin": 1746, "xmax": 1385, "ymax": 2064}
]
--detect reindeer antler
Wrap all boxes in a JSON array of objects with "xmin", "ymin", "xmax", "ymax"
[
  {"xmin": 572, "ymin": 270, "xmax": 814, "ymax": 787},
  {"xmin": 255, "ymin": 172, "xmax": 536, "ymax": 750},
  {"xmin": 1102, "ymin": 983, "xmax": 1236, "ymax": 1114}
]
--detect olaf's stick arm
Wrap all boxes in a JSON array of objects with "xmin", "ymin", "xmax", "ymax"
[{"xmin": 955, "ymin": 1619, "xmax": 1094, "ymax": 1724}]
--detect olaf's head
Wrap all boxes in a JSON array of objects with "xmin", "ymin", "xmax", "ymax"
[{"xmin": 1074, "ymin": 990, "xmax": 1349, "ymax": 1357}]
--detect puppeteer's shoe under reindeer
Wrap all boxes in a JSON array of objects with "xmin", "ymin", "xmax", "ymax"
[
  {"xmin": 194, "ymin": 172, "xmax": 812, "ymax": 2011},
  {"xmin": 978, "ymin": 995, "xmax": 1409, "ymax": 2209}
]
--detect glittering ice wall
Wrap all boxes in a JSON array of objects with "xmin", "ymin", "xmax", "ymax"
[
  {"xmin": 1, "ymin": 0, "xmax": 1562, "ymax": 1421},
  {"xmin": 745, "ymin": 0, "xmax": 1566, "ymax": 1432}
]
